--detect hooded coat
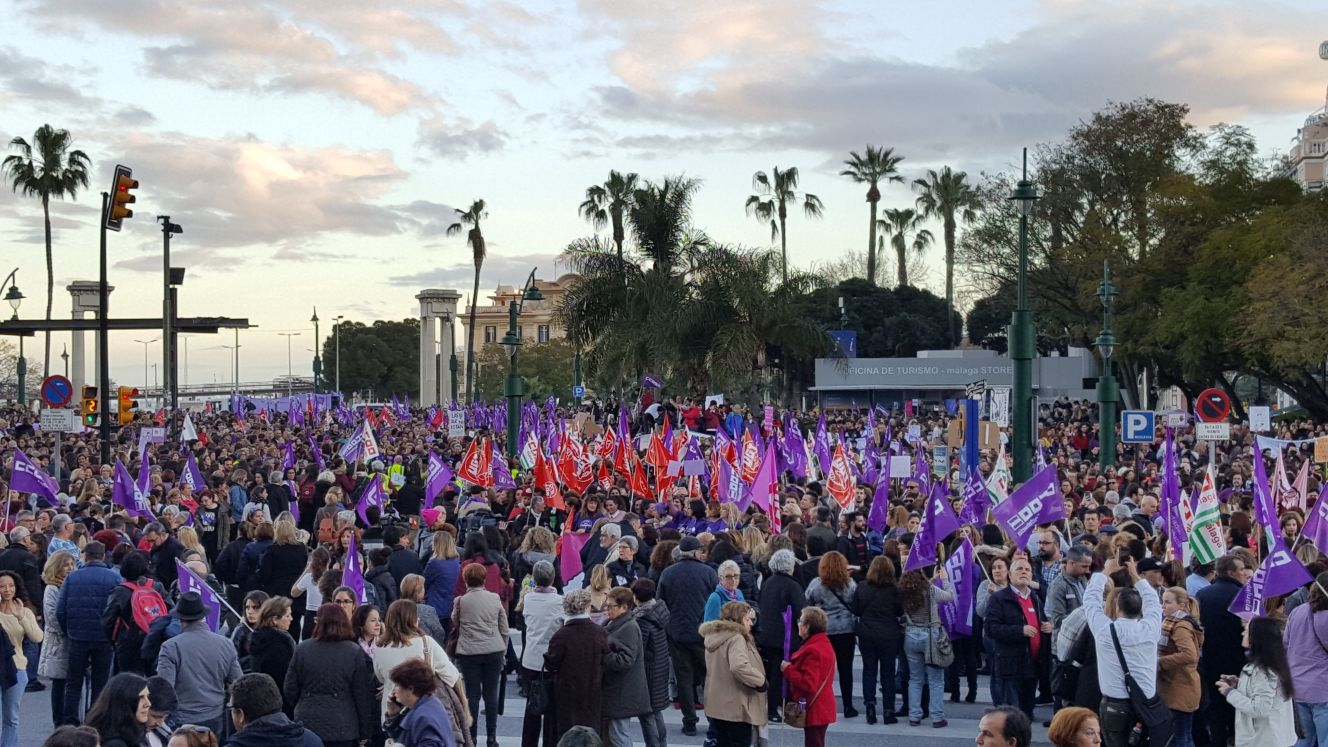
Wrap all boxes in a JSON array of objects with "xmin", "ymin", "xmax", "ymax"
[
  {"xmin": 634, "ymin": 599, "xmax": 672, "ymax": 712},
  {"xmin": 545, "ymin": 617, "xmax": 608, "ymax": 740},
  {"xmin": 699, "ymin": 619, "xmax": 768, "ymax": 727},
  {"xmin": 602, "ymin": 610, "xmax": 652, "ymax": 720}
]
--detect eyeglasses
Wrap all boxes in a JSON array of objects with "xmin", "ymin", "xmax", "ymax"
[
  {"xmin": 335, "ymin": 598, "xmax": 355, "ymax": 606},
  {"xmin": 720, "ymin": 573, "xmax": 740, "ymax": 579}
]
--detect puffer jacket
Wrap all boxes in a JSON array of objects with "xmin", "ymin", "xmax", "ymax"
[
  {"xmin": 602, "ymin": 610, "xmax": 652, "ymax": 719},
  {"xmin": 657, "ymin": 556, "xmax": 719, "ymax": 644},
  {"xmin": 284, "ymin": 638, "xmax": 377, "ymax": 743},
  {"xmin": 634, "ymin": 599, "xmax": 672, "ymax": 712},
  {"xmin": 57, "ymin": 561, "xmax": 122, "ymax": 642},
  {"xmin": 37, "ymin": 585, "xmax": 68, "ymax": 679},
  {"xmin": 805, "ymin": 578, "xmax": 857, "ymax": 635},
  {"xmin": 699, "ymin": 619, "xmax": 767, "ymax": 727}
]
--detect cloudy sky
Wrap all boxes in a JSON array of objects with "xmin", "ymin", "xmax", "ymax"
[{"xmin": 1, "ymin": 0, "xmax": 1325, "ymax": 389}]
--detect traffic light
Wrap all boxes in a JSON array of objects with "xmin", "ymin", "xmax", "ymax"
[
  {"xmin": 104, "ymin": 164, "xmax": 137, "ymax": 232},
  {"xmin": 81, "ymin": 385, "xmax": 98, "ymax": 427},
  {"xmin": 117, "ymin": 386, "xmax": 140, "ymax": 426}
]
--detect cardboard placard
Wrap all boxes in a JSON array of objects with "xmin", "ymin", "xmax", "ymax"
[
  {"xmin": 1315, "ymin": 437, "xmax": 1328, "ymax": 463},
  {"xmin": 980, "ymin": 421, "xmax": 1002, "ymax": 450}
]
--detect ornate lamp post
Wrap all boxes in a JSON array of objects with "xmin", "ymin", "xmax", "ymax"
[
  {"xmin": 3, "ymin": 270, "xmax": 25, "ymax": 406},
  {"xmin": 311, "ymin": 308, "xmax": 322, "ymax": 392},
  {"xmin": 1096, "ymin": 261, "xmax": 1119, "ymax": 471},
  {"xmin": 1007, "ymin": 149, "xmax": 1040, "ymax": 482},
  {"xmin": 500, "ymin": 270, "xmax": 544, "ymax": 459}
]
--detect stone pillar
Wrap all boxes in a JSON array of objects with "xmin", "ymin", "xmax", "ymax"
[
  {"xmin": 416, "ymin": 290, "xmax": 462, "ymax": 407},
  {"xmin": 67, "ymin": 281, "xmax": 109, "ymax": 395},
  {"xmin": 439, "ymin": 314, "xmax": 454, "ymax": 406}
]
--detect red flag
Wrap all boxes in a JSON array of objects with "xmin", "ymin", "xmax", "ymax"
[
  {"xmin": 533, "ymin": 448, "xmax": 565, "ymax": 510},
  {"xmin": 597, "ymin": 428, "xmax": 618, "ymax": 461},
  {"xmin": 597, "ymin": 460, "xmax": 614, "ymax": 491},
  {"xmin": 365, "ymin": 408, "xmax": 378, "ymax": 430},
  {"xmin": 557, "ymin": 436, "xmax": 594, "ymax": 495},
  {"xmin": 646, "ymin": 430, "xmax": 672, "ymax": 473},
  {"xmin": 457, "ymin": 437, "xmax": 494, "ymax": 487},
  {"xmin": 740, "ymin": 430, "xmax": 762, "ymax": 483},
  {"xmin": 616, "ymin": 439, "xmax": 651, "ymax": 499},
  {"xmin": 827, "ymin": 443, "xmax": 856, "ymax": 510}
]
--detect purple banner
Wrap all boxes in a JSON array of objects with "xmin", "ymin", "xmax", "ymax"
[
  {"xmin": 990, "ymin": 463, "xmax": 1064, "ymax": 548},
  {"xmin": 175, "ymin": 558, "xmax": 223, "ymax": 631},
  {"xmin": 1301, "ymin": 485, "xmax": 1328, "ymax": 556},
  {"xmin": 1229, "ymin": 542, "xmax": 1312, "ymax": 620},
  {"xmin": 936, "ymin": 537, "xmax": 975, "ymax": 638},
  {"xmin": 904, "ymin": 483, "xmax": 962, "ymax": 572},
  {"xmin": 342, "ymin": 532, "xmax": 367, "ymax": 605},
  {"xmin": 9, "ymin": 450, "xmax": 58, "ymax": 502},
  {"xmin": 424, "ymin": 451, "xmax": 453, "ymax": 511}
]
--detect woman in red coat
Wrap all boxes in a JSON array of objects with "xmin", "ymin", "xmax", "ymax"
[{"xmin": 781, "ymin": 606, "xmax": 838, "ymax": 747}]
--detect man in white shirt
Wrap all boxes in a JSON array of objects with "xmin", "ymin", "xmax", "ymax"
[{"xmin": 1082, "ymin": 555, "xmax": 1162, "ymax": 747}]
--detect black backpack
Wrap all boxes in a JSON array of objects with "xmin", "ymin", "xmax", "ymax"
[{"xmin": 458, "ymin": 510, "xmax": 498, "ymax": 545}]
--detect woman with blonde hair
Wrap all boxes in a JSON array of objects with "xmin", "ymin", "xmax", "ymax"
[
  {"xmin": 38, "ymin": 551, "xmax": 76, "ymax": 726},
  {"xmin": 425, "ymin": 529, "xmax": 461, "ymax": 636},
  {"xmin": 176, "ymin": 526, "xmax": 205, "ymax": 559},
  {"xmin": 1158, "ymin": 586, "xmax": 1203, "ymax": 747},
  {"xmin": 400, "ymin": 573, "xmax": 446, "ymax": 643},
  {"xmin": 588, "ymin": 564, "xmax": 612, "ymax": 615},
  {"xmin": 257, "ymin": 517, "xmax": 309, "ymax": 637}
]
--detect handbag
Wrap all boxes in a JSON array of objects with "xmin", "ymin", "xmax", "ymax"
[
  {"xmin": 906, "ymin": 588, "xmax": 954, "ymax": 668},
  {"xmin": 781, "ymin": 672, "xmax": 830, "ymax": 729},
  {"xmin": 526, "ymin": 669, "xmax": 553, "ymax": 716},
  {"xmin": 1109, "ymin": 623, "xmax": 1172, "ymax": 747}
]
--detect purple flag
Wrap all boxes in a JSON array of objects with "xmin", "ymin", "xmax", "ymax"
[
  {"xmin": 175, "ymin": 559, "xmax": 223, "ymax": 631},
  {"xmin": 9, "ymin": 450, "xmax": 58, "ymax": 503},
  {"xmin": 866, "ymin": 468, "xmax": 891, "ymax": 534},
  {"xmin": 308, "ymin": 434, "xmax": 326, "ymax": 472},
  {"xmin": 1159, "ymin": 428, "xmax": 1186, "ymax": 549},
  {"xmin": 424, "ymin": 451, "xmax": 454, "ymax": 510},
  {"xmin": 745, "ymin": 440, "xmax": 779, "ymax": 516},
  {"xmin": 641, "ymin": 373, "xmax": 663, "ymax": 390},
  {"xmin": 1229, "ymin": 542, "xmax": 1312, "ymax": 620},
  {"xmin": 912, "ymin": 442, "xmax": 932, "ymax": 496},
  {"xmin": 784, "ymin": 418, "xmax": 807, "ymax": 480},
  {"xmin": 782, "ymin": 605, "xmax": 793, "ymax": 698},
  {"xmin": 112, "ymin": 459, "xmax": 155, "ymax": 519},
  {"xmin": 282, "ymin": 441, "xmax": 296, "ymax": 472},
  {"xmin": 1301, "ymin": 485, "xmax": 1328, "ymax": 556},
  {"xmin": 491, "ymin": 442, "xmax": 517, "ymax": 491},
  {"xmin": 286, "ymin": 482, "xmax": 301, "ymax": 525},
  {"xmin": 813, "ymin": 414, "xmax": 832, "ymax": 477},
  {"xmin": 181, "ymin": 453, "xmax": 207, "ymax": 493},
  {"xmin": 959, "ymin": 463, "xmax": 991, "ymax": 526},
  {"xmin": 990, "ymin": 463, "xmax": 1064, "ymax": 548},
  {"xmin": 936, "ymin": 537, "xmax": 975, "ymax": 638},
  {"xmin": 342, "ymin": 532, "xmax": 367, "ymax": 605},
  {"xmin": 355, "ymin": 478, "xmax": 385, "ymax": 526},
  {"xmin": 904, "ymin": 483, "xmax": 962, "ymax": 572},
  {"xmin": 1251, "ymin": 444, "xmax": 1279, "ymax": 546}
]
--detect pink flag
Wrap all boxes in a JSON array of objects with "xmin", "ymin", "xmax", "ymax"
[
  {"xmin": 1285, "ymin": 458, "xmax": 1310, "ymax": 512},
  {"xmin": 559, "ymin": 531, "xmax": 591, "ymax": 583}
]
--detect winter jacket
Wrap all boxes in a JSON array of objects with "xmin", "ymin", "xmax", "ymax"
[
  {"xmin": 805, "ymin": 578, "xmax": 857, "ymax": 635},
  {"xmin": 451, "ymin": 586, "xmax": 508, "ymax": 656},
  {"xmin": 544, "ymin": 617, "xmax": 608, "ymax": 739},
  {"xmin": 417, "ymin": 603, "xmax": 447, "ymax": 644},
  {"xmin": 228, "ymin": 482, "xmax": 249, "ymax": 523},
  {"xmin": 57, "ymin": 561, "xmax": 121, "ymax": 642},
  {"xmin": 158, "ymin": 622, "xmax": 244, "ymax": 725},
  {"xmin": 1157, "ymin": 614, "xmax": 1203, "ymax": 713},
  {"xmin": 1226, "ymin": 663, "xmax": 1296, "ymax": 747},
  {"xmin": 656, "ymin": 556, "xmax": 719, "ymax": 644},
  {"xmin": 634, "ymin": 599, "xmax": 672, "ymax": 712},
  {"xmin": 1198, "ymin": 576, "xmax": 1247, "ymax": 680},
  {"xmin": 393, "ymin": 693, "xmax": 455, "ymax": 747},
  {"xmin": 851, "ymin": 581, "xmax": 903, "ymax": 642},
  {"xmin": 704, "ymin": 586, "xmax": 745, "ymax": 623},
  {"xmin": 985, "ymin": 586, "xmax": 1046, "ymax": 681},
  {"xmin": 699, "ymin": 619, "xmax": 767, "ymax": 727},
  {"xmin": 519, "ymin": 590, "xmax": 564, "ymax": 672},
  {"xmin": 256, "ymin": 542, "xmax": 308, "ymax": 599},
  {"xmin": 225, "ymin": 712, "xmax": 323, "ymax": 747},
  {"xmin": 237, "ymin": 538, "xmax": 273, "ymax": 590},
  {"xmin": 214, "ymin": 537, "xmax": 250, "ymax": 586},
  {"xmin": 102, "ymin": 577, "xmax": 170, "ymax": 674},
  {"xmin": 1044, "ymin": 572, "xmax": 1086, "ymax": 628},
  {"xmin": 150, "ymin": 537, "xmax": 187, "ymax": 588},
  {"xmin": 0, "ymin": 546, "xmax": 42, "ymax": 604},
  {"xmin": 248, "ymin": 628, "xmax": 297, "ymax": 709},
  {"xmin": 387, "ymin": 545, "xmax": 424, "ymax": 587},
  {"xmin": 37, "ymin": 584, "xmax": 68, "ymax": 679},
  {"xmin": 782, "ymin": 631, "xmax": 837, "ymax": 728},
  {"xmin": 366, "ymin": 565, "xmax": 399, "ymax": 613},
  {"xmin": 424, "ymin": 557, "xmax": 461, "ymax": 622},
  {"xmin": 602, "ymin": 611, "xmax": 652, "ymax": 719},
  {"xmin": 754, "ymin": 571, "xmax": 806, "ymax": 652},
  {"xmin": 284, "ymin": 638, "xmax": 377, "ymax": 743}
]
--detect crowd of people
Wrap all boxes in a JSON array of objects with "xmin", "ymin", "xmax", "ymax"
[{"xmin": 0, "ymin": 393, "xmax": 1323, "ymax": 747}]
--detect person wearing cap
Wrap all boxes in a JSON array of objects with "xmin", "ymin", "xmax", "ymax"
[
  {"xmin": 656, "ymin": 535, "xmax": 718, "ymax": 736},
  {"xmin": 156, "ymin": 591, "xmax": 243, "ymax": 735},
  {"xmin": 1137, "ymin": 558, "xmax": 1165, "ymax": 598}
]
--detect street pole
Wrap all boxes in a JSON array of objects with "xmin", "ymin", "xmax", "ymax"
[
  {"xmin": 160, "ymin": 216, "xmax": 172, "ymax": 416},
  {"xmin": 574, "ymin": 349, "xmax": 582, "ymax": 393},
  {"xmin": 335, "ymin": 316, "xmax": 344, "ymax": 394},
  {"xmin": 504, "ymin": 299, "xmax": 522, "ymax": 460},
  {"xmin": 279, "ymin": 332, "xmax": 300, "ymax": 396},
  {"xmin": 1096, "ymin": 261, "xmax": 1119, "ymax": 472},
  {"xmin": 234, "ymin": 328, "xmax": 240, "ymax": 393},
  {"xmin": 15, "ymin": 337, "xmax": 24, "ymax": 408},
  {"xmin": 1008, "ymin": 148, "xmax": 1039, "ymax": 483},
  {"xmin": 311, "ymin": 308, "xmax": 321, "ymax": 393},
  {"xmin": 61, "ymin": 345, "xmax": 68, "ymax": 379},
  {"xmin": 134, "ymin": 338, "xmax": 157, "ymax": 398},
  {"xmin": 99, "ymin": 193, "xmax": 110, "ymax": 466}
]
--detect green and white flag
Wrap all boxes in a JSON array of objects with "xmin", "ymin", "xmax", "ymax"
[
  {"xmin": 987, "ymin": 443, "xmax": 1011, "ymax": 505},
  {"xmin": 1188, "ymin": 463, "xmax": 1226, "ymax": 565}
]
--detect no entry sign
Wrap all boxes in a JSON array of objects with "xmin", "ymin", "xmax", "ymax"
[{"xmin": 1195, "ymin": 388, "xmax": 1232, "ymax": 423}]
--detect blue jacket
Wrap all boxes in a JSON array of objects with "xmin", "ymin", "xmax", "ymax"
[
  {"xmin": 424, "ymin": 557, "xmax": 460, "ymax": 621},
  {"xmin": 58, "ymin": 561, "xmax": 122, "ymax": 642},
  {"xmin": 396, "ymin": 694, "xmax": 455, "ymax": 747},
  {"xmin": 657, "ymin": 556, "xmax": 718, "ymax": 644},
  {"xmin": 228, "ymin": 482, "xmax": 248, "ymax": 522}
]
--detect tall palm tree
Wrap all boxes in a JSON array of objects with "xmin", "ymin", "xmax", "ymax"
[
  {"xmin": 744, "ymin": 166, "xmax": 824, "ymax": 285},
  {"xmin": 877, "ymin": 207, "xmax": 934, "ymax": 287},
  {"xmin": 3, "ymin": 124, "xmax": 91, "ymax": 376},
  {"xmin": 447, "ymin": 199, "xmax": 487, "ymax": 403},
  {"xmin": 629, "ymin": 176, "xmax": 706, "ymax": 274},
  {"xmin": 914, "ymin": 167, "xmax": 980, "ymax": 346},
  {"xmin": 578, "ymin": 170, "xmax": 639, "ymax": 271},
  {"xmin": 839, "ymin": 146, "xmax": 904, "ymax": 286}
]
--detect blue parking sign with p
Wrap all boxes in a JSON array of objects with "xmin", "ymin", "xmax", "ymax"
[{"xmin": 1121, "ymin": 410, "xmax": 1155, "ymax": 443}]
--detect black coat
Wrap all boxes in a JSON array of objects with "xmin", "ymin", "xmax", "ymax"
[
  {"xmin": 101, "ymin": 577, "xmax": 170, "ymax": 675},
  {"xmin": 386, "ymin": 545, "xmax": 423, "ymax": 587},
  {"xmin": 150, "ymin": 537, "xmax": 187, "ymax": 589},
  {"xmin": 248, "ymin": 628, "xmax": 297, "ymax": 712},
  {"xmin": 366, "ymin": 565, "xmax": 398, "ymax": 613},
  {"xmin": 851, "ymin": 582, "xmax": 903, "ymax": 643},
  {"xmin": 1197, "ymin": 576, "xmax": 1245, "ymax": 678},
  {"xmin": 393, "ymin": 482, "xmax": 424, "ymax": 517},
  {"xmin": 257, "ymin": 542, "xmax": 309, "ymax": 598},
  {"xmin": 984, "ymin": 586, "xmax": 1046, "ymax": 681},
  {"xmin": 0, "ymin": 546, "xmax": 42, "ymax": 604},
  {"xmin": 635, "ymin": 600, "xmax": 673, "ymax": 712},
  {"xmin": 657, "ymin": 556, "xmax": 719, "ymax": 644},
  {"xmin": 755, "ymin": 572, "xmax": 807, "ymax": 651},
  {"xmin": 266, "ymin": 483, "xmax": 292, "ymax": 519},
  {"xmin": 545, "ymin": 617, "xmax": 609, "ymax": 740},
  {"xmin": 284, "ymin": 638, "xmax": 377, "ymax": 742}
]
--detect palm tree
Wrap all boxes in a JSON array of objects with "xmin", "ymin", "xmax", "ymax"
[
  {"xmin": 3, "ymin": 124, "xmax": 91, "ymax": 376},
  {"xmin": 578, "ymin": 170, "xmax": 639, "ymax": 270},
  {"xmin": 914, "ymin": 167, "xmax": 980, "ymax": 345},
  {"xmin": 877, "ymin": 207, "xmax": 934, "ymax": 287},
  {"xmin": 629, "ymin": 176, "xmax": 707, "ymax": 274},
  {"xmin": 839, "ymin": 146, "xmax": 904, "ymax": 286},
  {"xmin": 446, "ymin": 199, "xmax": 487, "ymax": 403},
  {"xmin": 744, "ymin": 166, "xmax": 824, "ymax": 285}
]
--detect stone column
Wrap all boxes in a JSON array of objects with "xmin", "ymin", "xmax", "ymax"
[
  {"xmin": 416, "ymin": 290, "xmax": 462, "ymax": 407},
  {"xmin": 416, "ymin": 309, "xmax": 436, "ymax": 408},
  {"xmin": 67, "ymin": 281, "xmax": 108, "ymax": 396},
  {"xmin": 438, "ymin": 314, "xmax": 453, "ymax": 406}
]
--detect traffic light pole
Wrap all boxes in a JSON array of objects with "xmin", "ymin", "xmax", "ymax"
[
  {"xmin": 161, "ymin": 217, "xmax": 172, "ymax": 422},
  {"xmin": 99, "ymin": 193, "xmax": 111, "ymax": 466}
]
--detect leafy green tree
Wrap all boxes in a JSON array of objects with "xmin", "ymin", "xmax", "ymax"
[
  {"xmin": 3, "ymin": 124, "xmax": 91, "ymax": 376},
  {"xmin": 840, "ymin": 146, "xmax": 905, "ymax": 286},
  {"xmin": 447, "ymin": 199, "xmax": 487, "ymax": 403},
  {"xmin": 320, "ymin": 319, "xmax": 420, "ymax": 401},
  {"xmin": 914, "ymin": 166, "xmax": 980, "ymax": 346},
  {"xmin": 474, "ymin": 339, "xmax": 578, "ymax": 402},
  {"xmin": 744, "ymin": 166, "xmax": 824, "ymax": 285},
  {"xmin": 877, "ymin": 207, "xmax": 933, "ymax": 287},
  {"xmin": 797, "ymin": 279, "xmax": 957, "ymax": 358},
  {"xmin": 578, "ymin": 170, "xmax": 639, "ymax": 270}
]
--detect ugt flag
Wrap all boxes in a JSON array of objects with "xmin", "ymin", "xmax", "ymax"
[
  {"xmin": 936, "ymin": 537, "xmax": 975, "ymax": 638},
  {"xmin": 175, "ymin": 559, "xmax": 223, "ymax": 631},
  {"xmin": 990, "ymin": 464, "xmax": 1064, "ymax": 548}
]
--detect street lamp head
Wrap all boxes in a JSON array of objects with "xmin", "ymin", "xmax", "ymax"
[
  {"xmin": 311, "ymin": 307, "xmax": 319, "ymax": 324},
  {"xmin": 4, "ymin": 284, "xmax": 22, "ymax": 316},
  {"xmin": 523, "ymin": 285, "xmax": 544, "ymax": 302},
  {"xmin": 500, "ymin": 330, "xmax": 522, "ymax": 359},
  {"xmin": 1007, "ymin": 147, "xmax": 1040, "ymax": 217},
  {"xmin": 1096, "ymin": 261, "xmax": 1117, "ymax": 312},
  {"xmin": 1096, "ymin": 329, "xmax": 1116, "ymax": 360}
]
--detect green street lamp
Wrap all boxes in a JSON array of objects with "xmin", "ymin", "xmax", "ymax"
[
  {"xmin": 311, "ymin": 307, "xmax": 322, "ymax": 393},
  {"xmin": 1008, "ymin": 149, "xmax": 1039, "ymax": 482},
  {"xmin": 501, "ymin": 269, "xmax": 544, "ymax": 459},
  {"xmin": 3, "ymin": 270, "xmax": 25, "ymax": 407},
  {"xmin": 1096, "ymin": 261, "xmax": 1119, "ymax": 471}
]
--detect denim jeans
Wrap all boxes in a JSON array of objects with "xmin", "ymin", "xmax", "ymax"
[
  {"xmin": 1294, "ymin": 701, "xmax": 1328, "ymax": 747},
  {"xmin": 903, "ymin": 628, "xmax": 944, "ymax": 721},
  {"xmin": 1170, "ymin": 709, "xmax": 1194, "ymax": 747},
  {"xmin": 1, "ymin": 671, "xmax": 27, "ymax": 747},
  {"xmin": 63, "ymin": 638, "xmax": 112, "ymax": 725},
  {"xmin": 608, "ymin": 717, "xmax": 636, "ymax": 747}
]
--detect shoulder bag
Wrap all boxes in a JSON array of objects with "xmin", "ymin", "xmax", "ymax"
[
  {"xmin": 925, "ymin": 586, "xmax": 955, "ymax": 668},
  {"xmin": 423, "ymin": 637, "xmax": 475, "ymax": 747},
  {"xmin": 781, "ymin": 669, "xmax": 830, "ymax": 729},
  {"xmin": 1109, "ymin": 622, "xmax": 1172, "ymax": 747}
]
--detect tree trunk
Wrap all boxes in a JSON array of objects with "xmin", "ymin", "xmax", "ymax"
[
  {"xmin": 612, "ymin": 210, "xmax": 625, "ymax": 279},
  {"xmin": 43, "ymin": 193, "xmax": 52, "ymax": 378},
  {"xmin": 895, "ymin": 235, "xmax": 907, "ymax": 287},
  {"xmin": 944, "ymin": 213, "xmax": 956, "ymax": 346},
  {"xmin": 466, "ymin": 259, "xmax": 482, "ymax": 403},
  {"xmin": 779, "ymin": 214, "xmax": 788, "ymax": 286},
  {"xmin": 867, "ymin": 194, "xmax": 879, "ymax": 285}
]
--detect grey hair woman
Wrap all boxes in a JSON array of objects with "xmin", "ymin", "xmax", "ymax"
[{"xmin": 544, "ymin": 587, "xmax": 608, "ymax": 741}]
